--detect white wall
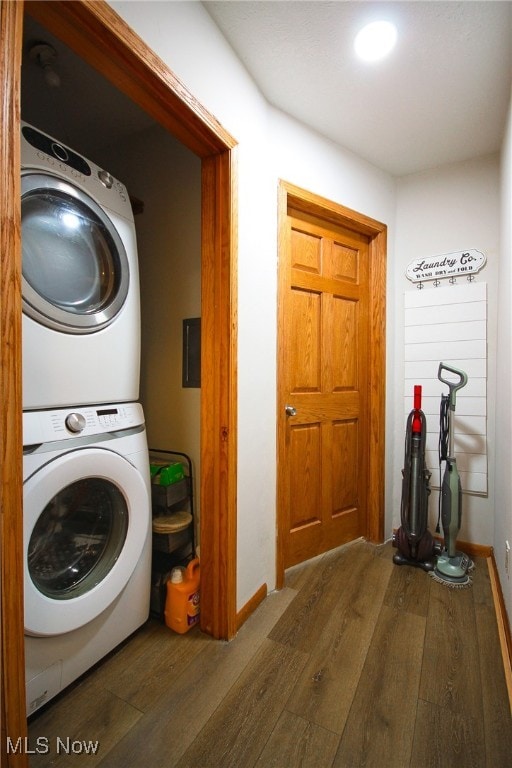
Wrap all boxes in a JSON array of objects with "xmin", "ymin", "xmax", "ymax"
[
  {"xmin": 114, "ymin": 128, "xmax": 200, "ymax": 465},
  {"xmin": 93, "ymin": 126, "xmax": 202, "ymax": 519},
  {"xmin": 111, "ymin": 2, "xmax": 507, "ymax": 626},
  {"xmin": 111, "ymin": 0, "xmax": 398, "ymax": 610},
  {"xmin": 395, "ymin": 156, "xmax": 500, "ymax": 546},
  {"xmin": 496, "ymin": 90, "xmax": 512, "ymax": 626}
]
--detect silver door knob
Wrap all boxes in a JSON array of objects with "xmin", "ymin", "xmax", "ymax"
[{"xmin": 285, "ymin": 405, "xmax": 297, "ymax": 416}]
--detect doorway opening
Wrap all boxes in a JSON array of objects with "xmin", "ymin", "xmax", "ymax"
[{"xmin": 1, "ymin": 0, "xmax": 238, "ymax": 751}]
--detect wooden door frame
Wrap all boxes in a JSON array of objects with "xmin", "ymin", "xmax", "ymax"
[
  {"xmin": 1, "ymin": 1, "xmax": 238, "ymax": 760},
  {"xmin": 276, "ymin": 180, "xmax": 386, "ymax": 588}
]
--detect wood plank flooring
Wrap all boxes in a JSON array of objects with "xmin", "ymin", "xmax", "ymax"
[{"xmin": 27, "ymin": 540, "xmax": 512, "ymax": 767}]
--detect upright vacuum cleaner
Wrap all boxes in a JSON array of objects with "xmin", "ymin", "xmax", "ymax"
[
  {"xmin": 393, "ymin": 363, "xmax": 473, "ymax": 588},
  {"xmin": 430, "ymin": 362, "xmax": 473, "ymax": 587},
  {"xmin": 393, "ymin": 385, "xmax": 439, "ymax": 571}
]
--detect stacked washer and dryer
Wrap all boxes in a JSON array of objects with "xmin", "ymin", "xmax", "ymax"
[{"xmin": 21, "ymin": 123, "xmax": 152, "ymax": 715}]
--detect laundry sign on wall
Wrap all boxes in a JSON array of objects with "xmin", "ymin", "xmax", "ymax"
[
  {"xmin": 406, "ymin": 249, "xmax": 486, "ymax": 284},
  {"xmin": 404, "ymin": 281, "xmax": 487, "ymax": 496}
]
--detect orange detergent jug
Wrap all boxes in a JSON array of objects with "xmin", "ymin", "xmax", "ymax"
[{"xmin": 164, "ymin": 557, "xmax": 200, "ymax": 634}]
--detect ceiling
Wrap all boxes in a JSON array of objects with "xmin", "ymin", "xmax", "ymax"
[
  {"xmin": 204, "ymin": 0, "xmax": 512, "ymax": 176},
  {"xmin": 22, "ymin": 2, "xmax": 512, "ymax": 178}
]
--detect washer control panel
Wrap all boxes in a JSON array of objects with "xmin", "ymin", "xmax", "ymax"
[{"xmin": 23, "ymin": 402, "xmax": 144, "ymax": 446}]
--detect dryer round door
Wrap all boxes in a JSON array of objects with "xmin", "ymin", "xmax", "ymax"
[
  {"xmin": 24, "ymin": 448, "xmax": 149, "ymax": 636},
  {"xmin": 21, "ymin": 171, "xmax": 130, "ymax": 334}
]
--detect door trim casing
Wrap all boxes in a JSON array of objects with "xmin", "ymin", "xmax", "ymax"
[
  {"xmin": 276, "ymin": 180, "xmax": 387, "ymax": 588},
  {"xmin": 1, "ymin": 1, "xmax": 238, "ymax": 759},
  {"xmin": 1, "ymin": 0, "xmax": 25, "ymax": 759}
]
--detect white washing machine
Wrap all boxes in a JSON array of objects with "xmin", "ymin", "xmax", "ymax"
[
  {"xmin": 21, "ymin": 122, "xmax": 141, "ymax": 410},
  {"xmin": 23, "ymin": 402, "xmax": 151, "ymax": 716}
]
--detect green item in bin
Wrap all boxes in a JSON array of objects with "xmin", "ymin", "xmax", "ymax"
[{"xmin": 150, "ymin": 461, "xmax": 185, "ymax": 487}]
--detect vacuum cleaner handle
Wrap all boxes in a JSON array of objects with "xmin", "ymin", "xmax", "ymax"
[{"xmin": 438, "ymin": 362, "xmax": 468, "ymax": 409}]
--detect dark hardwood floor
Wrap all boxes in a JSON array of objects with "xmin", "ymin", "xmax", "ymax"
[{"xmin": 28, "ymin": 540, "xmax": 512, "ymax": 767}]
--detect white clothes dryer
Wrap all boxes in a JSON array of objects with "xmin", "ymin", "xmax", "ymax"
[
  {"xmin": 21, "ymin": 122, "xmax": 141, "ymax": 410},
  {"xmin": 23, "ymin": 402, "xmax": 151, "ymax": 715}
]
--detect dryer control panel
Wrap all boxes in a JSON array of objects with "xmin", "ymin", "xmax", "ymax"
[
  {"xmin": 21, "ymin": 122, "xmax": 132, "ymax": 220},
  {"xmin": 23, "ymin": 402, "xmax": 145, "ymax": 446}
]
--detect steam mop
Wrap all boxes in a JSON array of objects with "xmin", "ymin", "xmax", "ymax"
[
  {"xmin": 430, "ymin": 362, "xmax": 474, "ymax": 587},
  {"xmin": 392, "ymin": 385, "xmax": 440, "ymax": 571}
]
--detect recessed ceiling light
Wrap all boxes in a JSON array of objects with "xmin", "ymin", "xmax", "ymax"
[{"xmin": 354, "ymin": 20, "xmax": 397, "ymax": 62}]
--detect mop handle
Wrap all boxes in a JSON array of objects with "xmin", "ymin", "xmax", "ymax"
[{"xmin": 438, "ymin": 362, "xmax": 468, "ymax": 410}]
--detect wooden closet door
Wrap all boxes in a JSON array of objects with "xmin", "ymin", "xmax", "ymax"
[{"xmin": 279, "ymin": 206, "xmax": 370, "ymax": 568}]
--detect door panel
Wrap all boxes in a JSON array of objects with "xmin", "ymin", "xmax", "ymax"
[
  {"xmin": 290, "ymin": 288, "xmax": 321, "ymax": 391},
  {"xmin": 332, "ymin": 295, "xmax": 357, "ymax": 388},
  {"xmin": 289, "ymin": 422, "xmax": 322, "ymax": 530},
  {"xmin": 278, "ymin": 204, "xmax": 370, "ymax": 569},
  {"xmin": 291, "ymin": 227, "xmax": 322, "ymax": 272},
  {"xmin": 332, "ymin": 418, "xmax": 359, "ymax": 513},
  {"xmin": 332, "ymin": 240, "xmax": 359, "ymax": 281}
]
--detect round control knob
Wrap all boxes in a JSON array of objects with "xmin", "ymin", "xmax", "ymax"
[
  {"xmin": 98, "ymin": 169, "xmax": 113, "ymax": 189},
  {"xmin": 65, "ymin": 412, "xmax": 86, "ymax": 434}
]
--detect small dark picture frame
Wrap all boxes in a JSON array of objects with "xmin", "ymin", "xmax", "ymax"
[{"xmin": 182, "ymin": 317, "xmax": 201, "ymax": 388}]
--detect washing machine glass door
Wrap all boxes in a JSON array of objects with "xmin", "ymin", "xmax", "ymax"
[
  {"xmin": 21, "ymin": 172, "xmax": 129, "ymax": 333},
  {"xmin": 24, "ymin": 448, "xmax": 149, "ymax": 636}
]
